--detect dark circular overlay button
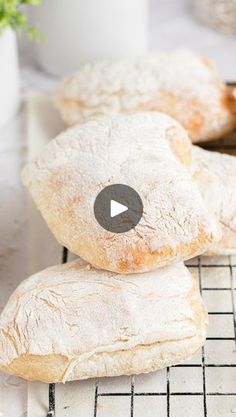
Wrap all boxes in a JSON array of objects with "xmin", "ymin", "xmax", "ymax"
[{"xmin": 94, "ymin": 184, "xmax": 143, "ymax": 233}]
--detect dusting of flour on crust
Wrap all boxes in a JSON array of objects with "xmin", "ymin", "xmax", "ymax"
[
  {"xmin": 55, "ymin": 50, "xmax": 236, "ymax": 142},
  {"xmin": 22, "ymin": 112, "xmax": 221, "ymax": 272},
  {"xmin": 0, "ymin": 261, "xmax": 208, "ymax": 382}
]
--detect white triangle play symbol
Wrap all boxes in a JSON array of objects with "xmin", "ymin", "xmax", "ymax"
[{"xmin": 110, "ymin": 200, "xmax": 128, "ymax": 218}]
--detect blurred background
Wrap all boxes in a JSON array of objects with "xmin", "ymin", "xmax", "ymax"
[{"xmin": 19, "ymin": 0, "xmax": 236, "ymax": 87}]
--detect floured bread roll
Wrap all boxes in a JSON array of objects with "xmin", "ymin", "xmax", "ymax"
[
  {"xmin": 0, "ymin": 260, "xmax": 208, "ymax": 383},
  {"xmin": 22, "ymin": 113, "xmax": 220, "ymax": 273},
  {"xmin": 55, "ymin": 50, "xmax": 236, "ymax": 143},
  {"xmin": 192, "ymin": 146, "xmax": 236, "ymax": 255}
]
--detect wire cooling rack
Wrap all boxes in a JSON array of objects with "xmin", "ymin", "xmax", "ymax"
[{"xmin": 45, "ymin": 246, "xmax": 236, "ymax": 417}]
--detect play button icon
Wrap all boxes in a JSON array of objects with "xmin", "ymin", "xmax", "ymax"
[
  {"xmin": 110, "ymin": 200, "xmax": 128, "ymax": 218},
  {"xmin": 94, "ymin": 184, "xmax": 143, "ymax": 233}
]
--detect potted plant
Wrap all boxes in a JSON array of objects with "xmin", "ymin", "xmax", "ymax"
[{"xmin": 0, "ymin": 0, "xmax": 41, "ymax": 128}]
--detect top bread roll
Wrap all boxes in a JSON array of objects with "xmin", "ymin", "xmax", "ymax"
[
  {"xmin": 22, "ymin": 112, "xmax": 220, "ymax": 273},
  {"xmin": 55, "ymin": 50, "xmax": 236, "ymax": 143}
]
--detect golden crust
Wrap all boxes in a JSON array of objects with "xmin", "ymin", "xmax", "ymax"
[
  {"xmin": 141, "ymin": 86, "xmax": 236, "ymax": 143},
  {"xmin": 59, "ymin": 228, "xmax": 215, "ymax": 274},
  {"xmin": 4, "ymin": 334, "xmax": 205, "ymax": 383}
]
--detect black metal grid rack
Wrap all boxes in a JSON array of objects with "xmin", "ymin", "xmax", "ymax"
[{"xmin": 45, "ymin": 248, "xmax": 236, "ymax": 417}]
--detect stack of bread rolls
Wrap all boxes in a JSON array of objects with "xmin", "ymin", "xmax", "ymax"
[{"xmin": 0, "ymin": 50, "xmax": 235, "ymax": 384}]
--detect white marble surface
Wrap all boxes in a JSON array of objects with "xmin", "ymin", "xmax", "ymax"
[
  {"xmin": 0, "ymin": 1, "xmax": 236, "ymax": 416},
  {"xmin": 0, "ymin": 109, "xmax": 28, "ymax": 417}
]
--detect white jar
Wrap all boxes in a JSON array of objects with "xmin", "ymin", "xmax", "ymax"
[
  {"xmin": 29, "ymin": 0, "xmax": 148, "ymax": 77},
  {"xmin": 0, "ymin": 29, "xmax": 20, "ymax": 128}
]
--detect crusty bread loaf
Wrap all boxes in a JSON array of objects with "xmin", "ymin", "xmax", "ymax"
[
  {"xmin": 54, "ymin": 50, "xmax": 236, "ymax": 143},
  {"xmin": 22, "ymin": 113, "xmax": 221, "ymax": 273},
  {"xmin": 0, "ymin": 260, "xmax": 208, "ymax": 383},
  {"xmin": 192, "ymin": 145, "xmax": 236, "ymax": 255}
]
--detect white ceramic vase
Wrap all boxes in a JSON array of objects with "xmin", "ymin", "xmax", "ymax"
[
  {"xmin": 29, "ymin": 0, "xmax": 148, "ymax": 77},
  {"xmin": 0, "ymin": 29, "xmax": 20, "ymax": 128}
]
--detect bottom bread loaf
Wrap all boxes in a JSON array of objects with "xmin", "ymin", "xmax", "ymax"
[{"xmin": 0, "ymin": 260, "xmax": 208, "ymax": 383}]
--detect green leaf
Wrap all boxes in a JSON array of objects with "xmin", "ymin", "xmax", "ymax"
[
  {"xmin": 0, "ymin": 0, "xmax": 43, "ymax": 40},
  {"xmin": 27, "ymin": 25, "xmax": 44, "ymax": 41}
]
